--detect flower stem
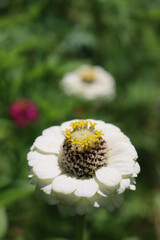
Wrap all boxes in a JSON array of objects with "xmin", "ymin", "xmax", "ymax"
[{"xmin": 76, "ymin": 215, "xmax": 86, "ymax": 240}]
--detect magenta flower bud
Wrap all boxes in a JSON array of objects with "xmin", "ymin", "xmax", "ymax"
[{"xmin": 8, "ymin": 98, "xmax": 39, "ymax": 127}]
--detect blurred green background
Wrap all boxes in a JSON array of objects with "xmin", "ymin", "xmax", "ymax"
[{"xmin": 0, "ymin": 0, "xmax": 160, "ymax": 239}]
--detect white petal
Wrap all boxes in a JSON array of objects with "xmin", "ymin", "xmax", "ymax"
[
  {"xmin": 74, "ymin": 178, "xmax": 98, "ymax": 198},
  {"xmin": 33, "ymin": 157, "xmax": 61, "ymax": 179},
  {"xmin": 131, "ymin": 178, "xmax": 136, "ymax": 184},
  {"xmin": 130, "ymin": 184, "xmax": 136, "ymax": 190},
  {"xmin": 103, "ymin": 124, "xmax": 130, "ymax": 148},
  {"xmin": 134, "ymin": 162, "xmax": 140, "ymax": 175},
  {"xmin": 42, "ymin": 126, "xmax": 64, "ymax": 141},
  {"xmin": 61, "ymin": 72, "xmax": 84, "ymax": 96},
  {"xmin": 89, "ymin": 194, "xmax": 114, "ymax": 212},
  {"xmin": 33, "ymin": 135, "xmax": 62, "ymax": 154},
  {"xmin": 40, "ymin": 184, "xmax": 52, "ymax": 194},
  {"xmin": 52, "ymin": 174, "xmax": 79, "ymax": 194},
  {"xmin": 92, "ymin": 193, "xmax": 124, "ymax": 212},
  {"xmin": 30, "ymin": 145, "xmax": 34, "ymax": 151},
  {"xmin": 27, "ymin": 151, "xmax": 58, "ymax": 167},
  {"xmin": 95, "ymin": 67, "xmax": 115, "ymax": 86},
  {"xmin": 117, "ymin": 178, "xmax": 130, "ymax": 194},
  {"xmin": 37, "ymin": 179, "xmax": 53, "ymax": 194},
  {"xmin": 96, "ymin": 167, "xmax": 121, "ymax": 188},
  {"xmin": 105, "ymin": 123, "xmax": 121, "ymax": 134},
  {"xmin": 108, "ymin": 158, "xmax": 135, "ymax": 176},
  {"xmin": 97, "ymin": 187, "xmax": 115, "ymax": 197},
  {"xmin": 108, "ymin": 142, "xmax": 138, "ymax": 161},
  {"xmin": 97, "ymin": 189, "xmax": 107, "ymax": 197},
  {"xmin": 93, "ymin": 201, "xmax": 100, "ymax": 208}
]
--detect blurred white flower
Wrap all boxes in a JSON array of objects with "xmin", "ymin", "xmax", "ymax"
[
  {"xmin": 27, "ymin": 119, "xmax": 140, "ymax": 216},
  {"xmin": 60, "ymin": 65, "xmax": 116, "ymax": 100}
]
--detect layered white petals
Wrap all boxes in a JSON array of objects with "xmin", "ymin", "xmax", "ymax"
[
  {"xmin": 60, "ymin": 73, "xmax": 83, "ymax": 97},
  {"xmin": 42, "ymin": 126, "xmax": 64, "ymax": 142},
  {"xmin": 129, "ymin": 184, "xmax": 136, "ymax": 190},
  {"xmin": 117, "ymin": 179, "xmax": 131, "ymax": 194},
  {"xmin": 104, "ymin": 123, "xmax": 121, "ymax": 134},
  {"xmin": 33, "ymin": 135, "xmax": 62, "ymax": 154},
  {"xmin": 40, "ymin": 184, "xmax": 52, "ymax": 195},
  {"xmin": 96, "ymin": 167, "xmax": 121, "ymax": 188},
  {"xmin": 104, "ymin": 124, "xmax": 130, "ymax": 147},
  {"xmin": 27, "ymin": 119, "xmax": 140, "ymax": 216},
  {"xmin": 52, "ymin": 175, "xmax": 79, "ymax": 194},
  {"xmin": 107, "ymin": 158, "xmax": 135, "ymax": 176},
  {"xmin": 108, "ymin": 142, "xmax": 138, "ymax": 161},
  {"xmin": 60, "ymin": 65, "xmax": 116, "ymax": 100},
  {"xmin": 74, "ymin": 178, "xmax": 98, "ymax": 198},
  {"xmin": 89, "ymin": 193, "xmax": 124, "ymax": 212},
  {"xmin": 32, "ymin": 156, "xmax": 61, "ymax": 179},
  {"xmin": 27, "ymin": 151, "xmax": 57, "ymax": 167},
  {"xmin": 97, "ymin": 184, "xmax": 116, "ymax": 197},
  {"xmin": 133, "ymin": 162, "xmax": 140, "ymax": 177},
  {"xmin": 37, "ymin": 179, "xmax": 53, "ymax": 194}
]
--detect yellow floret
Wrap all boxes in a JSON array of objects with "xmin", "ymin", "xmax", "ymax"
[
  {"xmin": 89, "ymin": 121, "xmax": 97, "ymax": 129},
  {"xmin": 70, "ymin": 137, "xmax": 79, "ymax": 145},
  {"xmin": 70, "ymin": 122, "xmax": 78, "ymax": 130},
  {"xmin": 84, "ymin": 136, "xmax": 91, "ymax": 146},
  {"xmin": 63, "ymin": 128, "xmax": 73, "ymax": 138},
  {"xmin": 94, "ymin": 130, "xmax": 104, "ymax": 138},
  {"xmin": 90, "ymin": 134, "xmax": 98, "ymax": 142},
  {"xmin": 64, "ymin": 120, "xmax": 104, "ymax": 151}
]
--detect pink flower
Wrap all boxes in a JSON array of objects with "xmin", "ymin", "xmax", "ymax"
[{"xmin": 9, "ymin": 99, "xmax": 39, "ymax": 127}]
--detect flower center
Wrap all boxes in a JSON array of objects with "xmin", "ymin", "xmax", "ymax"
[
  {"xmin": 78, "ymin": 67, "xmax": 95, "ymax": 83},
  {"xmin": 59, "ymin": 120, "xmax": 108, "ymax": 178}
]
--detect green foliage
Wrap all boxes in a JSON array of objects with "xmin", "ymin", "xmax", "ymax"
[
  {"xmin": 0, "ymin": 0, "xmax": 160, "ymax": 239},
  {"xmin": 0, "ymin": 185, "xmax": 34, "ymax": 207},
  {"xmin": 0, "ymin": 208, "xmax": 8, "ymax": 239}
]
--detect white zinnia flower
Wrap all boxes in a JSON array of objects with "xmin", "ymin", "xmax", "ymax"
[
  {"xmin": 60, "ymin": 65, "xmax": 116, "ymax": 100},
  {"xmin": 27, "ymin": 119, "xmax": 140, "ymax": 216}
]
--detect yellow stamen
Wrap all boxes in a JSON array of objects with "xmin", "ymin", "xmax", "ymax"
[
  {"xmin": 63, "ymin": 128, "xmax": 73, "ymax": 138},
  {"xmin": 94, "ymin": 130, "xmax": 104, "ymax": 138},
  {"xmin": 89, "ymin": 121, "xmax": 97, "ymax": 129},
  {"xmin": 63, "ymin": 120, "xmax": 104, "ymax": 151}
]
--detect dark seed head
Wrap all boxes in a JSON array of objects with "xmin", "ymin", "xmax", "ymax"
[{"xmin": 59, "ymin": 138, "xmax": 108, "ymax": 178}]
